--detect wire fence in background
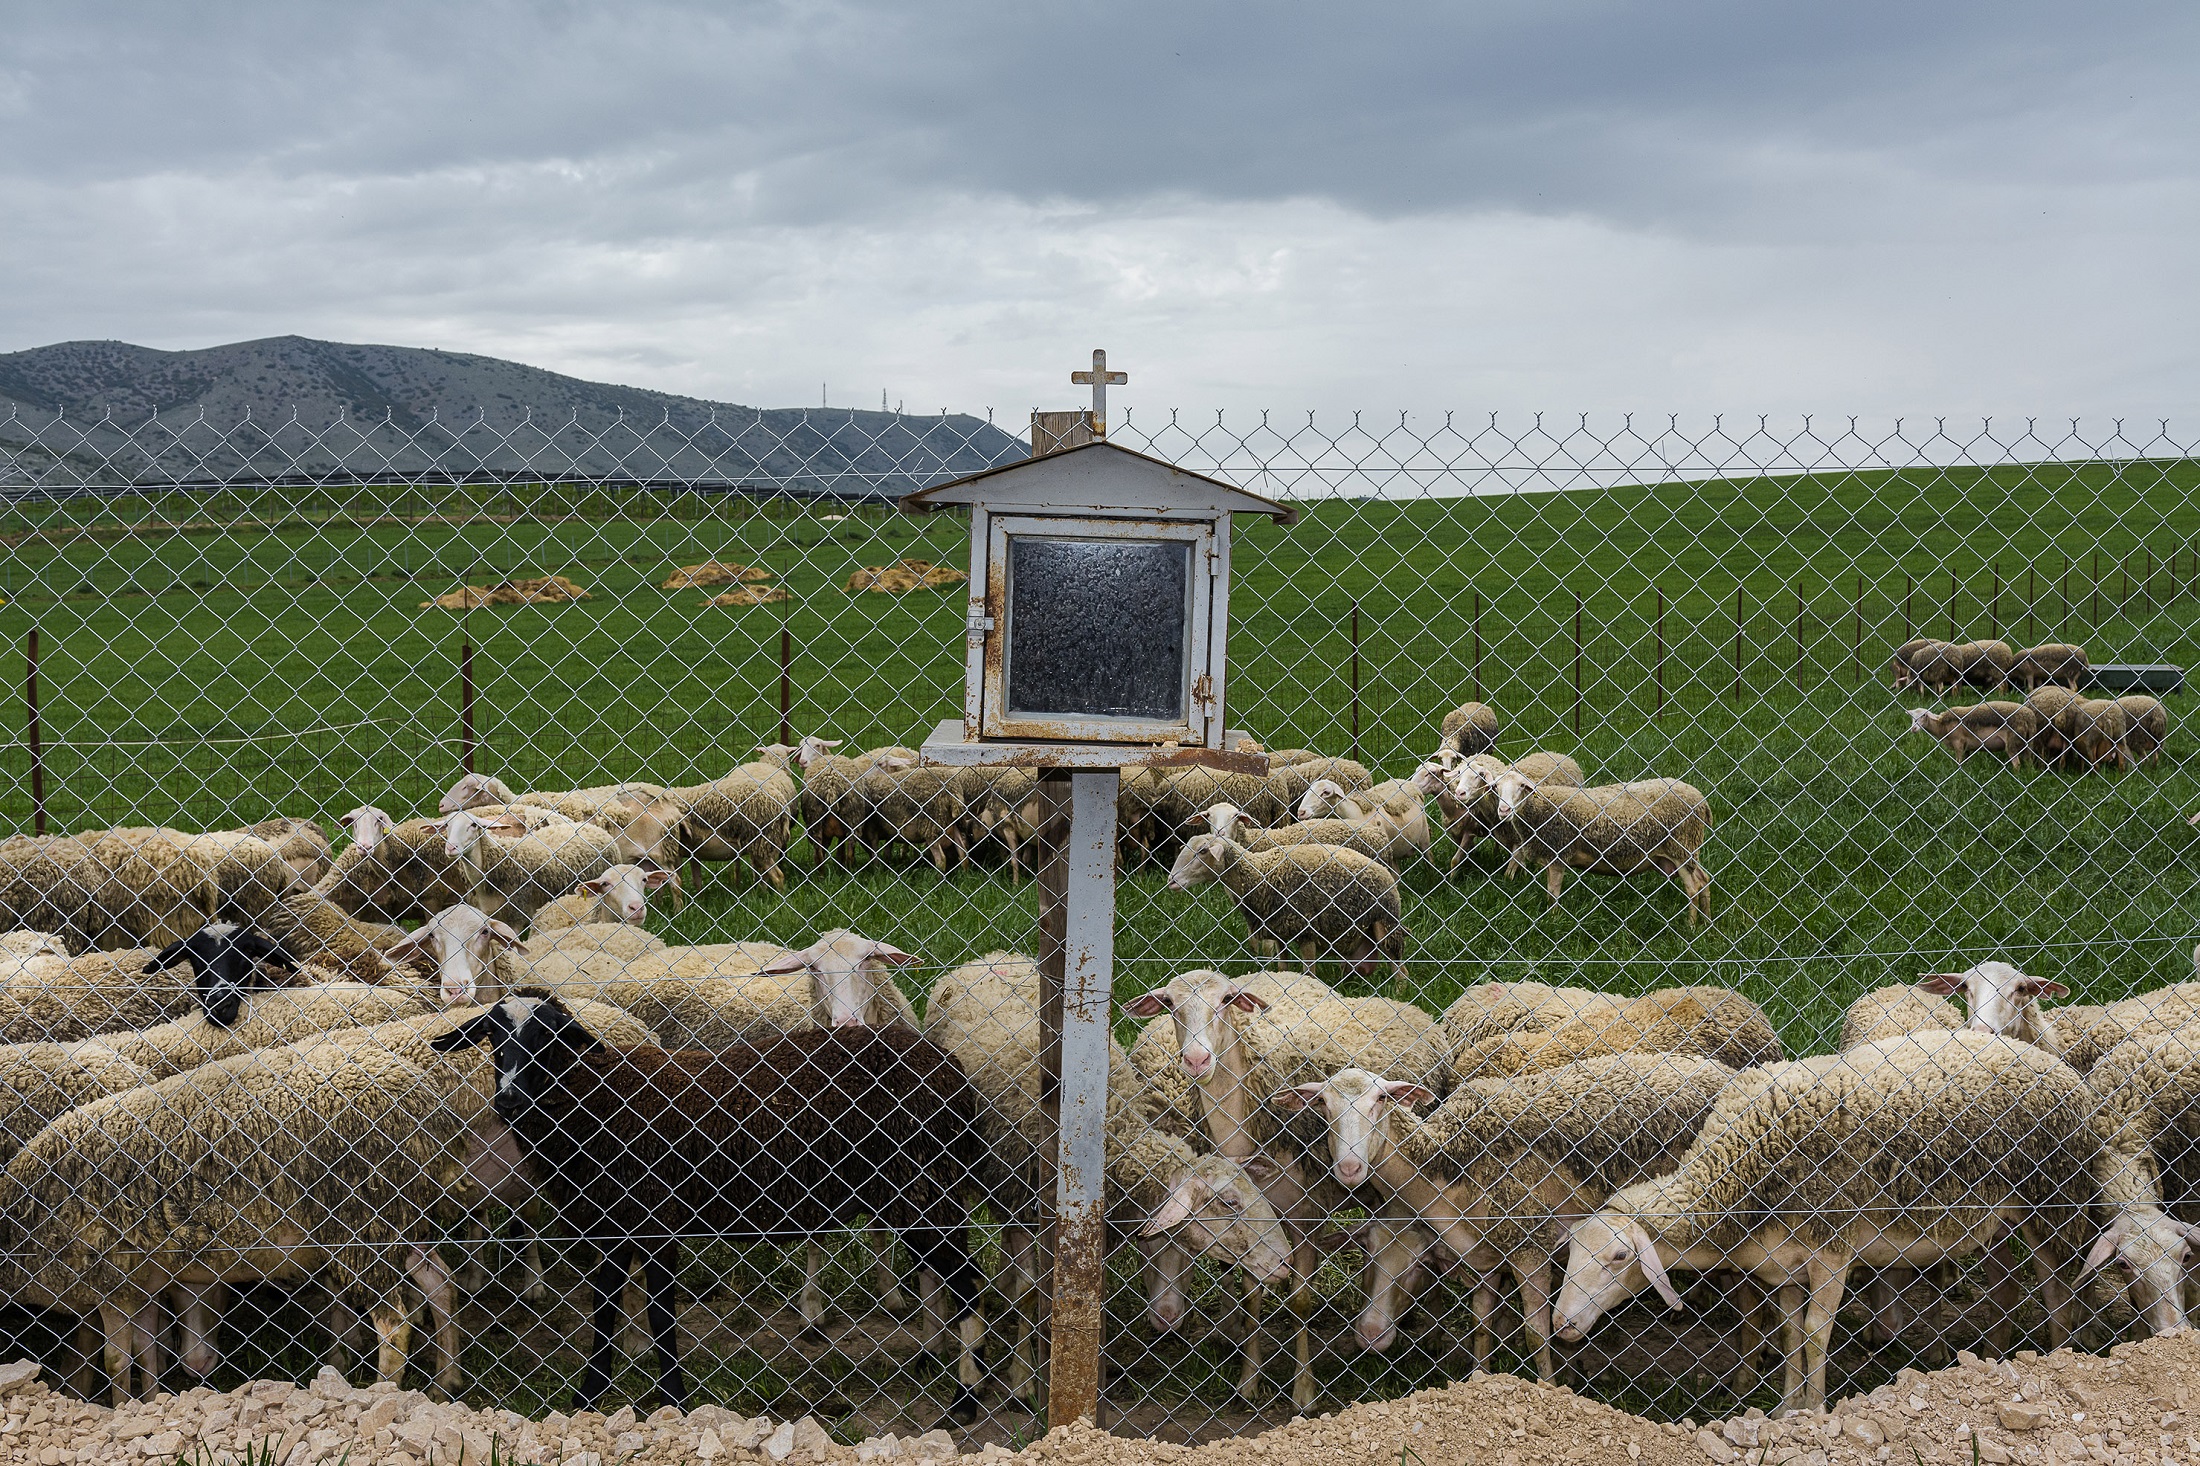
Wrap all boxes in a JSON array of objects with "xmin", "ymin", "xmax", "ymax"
[{"xmin": 0, "ymin": 408, "xmax": 2195, "ymax": 1450}]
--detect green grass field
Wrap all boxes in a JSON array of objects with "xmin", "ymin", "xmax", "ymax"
[{"xmin": 1, "ymin": 458, "xmax": 2197, "ymax": 1428}]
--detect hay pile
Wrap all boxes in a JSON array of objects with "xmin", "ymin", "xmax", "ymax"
[
  {"xmin": 664, "ymin": 561, "xmax": 772, "ymax": 589},
  {"xmin": 420, "ymin": 575, "xmax": 591, "ymax": 610},
  {"xmin": 846, "ymin": 559, "xmax": 967, "ymax": 593},
  {"xmin": 706, "ymin": 586, "xmax": 792, "ymax": 607}
]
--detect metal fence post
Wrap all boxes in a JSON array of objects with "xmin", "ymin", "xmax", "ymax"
[
  {"xmin": 1350, "ymin": 601, "xmax": 1361, "ymax": 764},
  {"xmin": 1036, "ymin": 768, "xmax": 1117, "ymax": 1428},
  {"xmin": 779, "ymin": 627, "xmax": 794, "ymax": 748},
  {"xmin": 24, "ymin": 628, "xmax": 44, "ymax": 837},
  {"xmin": 460, "ymin": 634, "xmax": 477, "ymax": 776}
]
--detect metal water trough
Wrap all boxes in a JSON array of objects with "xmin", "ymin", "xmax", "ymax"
[{"xmin": 2086, "ymin": 664, "xmax": 2185, "ymax": 695}]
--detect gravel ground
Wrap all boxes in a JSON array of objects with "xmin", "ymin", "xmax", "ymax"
[{"xmin": 5, "ymin": 1334, "xmax": 2199, "ymax": 1466}]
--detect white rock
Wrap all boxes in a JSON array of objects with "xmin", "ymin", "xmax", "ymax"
[
  {"xmin": 764, "ymin": 1421, "xmax": 798, "ymax": 1462},
  {"xmin": 310, "ymin": 1369, "xmax": 351, "ymax": 1401},
  {"xmin": 913, "ymin": 1430, "xmax": 957, "ymax": 1459},
  {"xmin": 615, "ymin": 1431, "xmax": 650, "ymax": 1456},
  {"xmin": 792, "ymin": 1417, "xmax": 832, "ymax": 1461},
  {"xmin": 0, "ymin": 1363, "xmax": 39, "ymax": 1397},
  {"xmin": 563, "ymin": 1454, "xmax": 603, "ymax": 1466},
  {"xmin": 696, "ymin": 1427, "xmax": 725, "ymax": 1461},
  {"xmin": 856, "ymin": 1435, "xmax": 905, "ymax": 1461},
  {"xmin": 1698, "ymin": 1430, "xmax": 1739, "ymax": 1463}
]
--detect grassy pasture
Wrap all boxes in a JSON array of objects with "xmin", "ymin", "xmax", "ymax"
[{"xmin": 1, "ymin": 458, "xmax": 2198, "ymax": 1426}]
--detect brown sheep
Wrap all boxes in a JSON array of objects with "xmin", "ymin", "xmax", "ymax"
[{"xmin": 1906, "ymin": 703, "xmax": 2039, "ymax": 770}]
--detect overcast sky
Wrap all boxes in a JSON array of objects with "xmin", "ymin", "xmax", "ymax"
[{"xmin": 4, "ymin": 1, "xmax": 2196, "ymax": 420}]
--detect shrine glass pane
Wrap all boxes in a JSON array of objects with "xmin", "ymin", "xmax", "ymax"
[{"xmin": 1004, "ymin": 536, "xmax": 1190, "ymax": 720}]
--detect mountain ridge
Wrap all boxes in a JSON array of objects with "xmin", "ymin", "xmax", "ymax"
[{"xmin": 0, "ymin": 335, "xmax": 1024, "ymax": 493}]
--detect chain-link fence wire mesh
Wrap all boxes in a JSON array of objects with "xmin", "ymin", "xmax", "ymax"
[{"xmin": 0, "ymin": 403, "xmax": 2196, "ymax": 1447}]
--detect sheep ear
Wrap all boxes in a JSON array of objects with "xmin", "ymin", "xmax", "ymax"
[
  {"xmin": 1141, "ymin": 1179, "xmax": 1206, "ymax": 1234},
  {"xmin": 385, "ymin": 927, "xmax": 437, "ymax": 960},
  {"xmin": 580, "ymin": 874, "xmax": 615, "ymax": 894},
  {"xmin": 1268, "ymin": 1083, "xmax": 1325, "ymax": 1112},
  {"xmin": 862, "ymin": 940, "xmax": 922, "ymax": 968},
  {"xmin": 758, "ymin": 948, "xmax": 812, "ymax": 975},
  {"xmin": 1631, "ymin": 1221, "xmax": 1683, "ymax": 1310},
  {"xmin": 641, "ymin": 868, "xmax": 679, "ymax": 891},
  {"xmin": 1222, "ymin": 987, "xmax": 1270, "ymax": 1014},
  {"xmin": 1122, "ymin": 990, "xmax": 1173, "ymax": 1019},
  {"xmin": 2080, "ymin": 1222, "xmax": 2128, "ymax": 1277},
  {"xmin": 486, "ymin": 920, "xmax": 524, "ymax": 951},
  {"xmin": 428, "ymin": 1013, "xmax": 498, "ymax": 1052},
  {"xmin": 147, "ymin": 938, "xmax": 193, "ymax": 972},
  {"xmin": 1915, "ymin": 973, "xmax": 1968, "ymax": 996},
  {"xmin": 1240, "ymin": 1156, "xmax": 1282, "ymax": 1184},
  {"xmin": 2029, "ymin": 979, "xmax": 2071, "ymax": 1001},
  {"xmin": 1381, "ymin": 1082, "xmax": 1436, "ymax": 1110}
]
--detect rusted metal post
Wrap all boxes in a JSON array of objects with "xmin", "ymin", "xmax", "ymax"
[
  {"xmin": 24, "ymin": 629, "xmax": 44, "ymax": 837},
  {"xmin": 1654, "ymin": 586, "xmax": 1665, "ymax": 720},
  {"xmin": 779, "ymin": 627, "xmax": 793, "ymax": 748},
  {"xmin": 1794, "ymin": 585, "xmax": 1805, "ymax": 693},
  {"xmin": 1472, "ymin": 590, "xmax": 1482, "ymax": 703},
  {"xmin": 2093, "ymin": 551, "xmax": 2101, "ymax": 629},
  {"xmin": 1732, "ymin": 585, "xmax": 1743, "ymax": 702},
  {"xmin": 1853, "ymin": 576, "xmax": 1862, "ymax": 686},
  {"xmin": 1990, "ymin": 563, "xmax": 2000, "ymax": 641},
  {"xmin": 459, "ymin": 635, "xmax": 476, "ymax": 776},
  {"xmin": 1034, "ymin": 768, "xmax": 1116, "ymax": 1428},
  {"xmin": 1573, "ymin": 594, "xmax": 1583, "ymax": 736},
  {"xmin": 1948, "ymin": 572, "xmax": 1958, "ymax": 643},
  {"xmin": 1349, "ymin": 601, "xmax": 1361, "ymax": 765},
  {"xmin": 1904, "ymin": 574, "xmax": 1913, "ymax": 642}
]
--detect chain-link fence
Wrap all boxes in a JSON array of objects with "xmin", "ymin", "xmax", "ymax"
[{"xmin": 0, "ymin": 403, "xmax": 2194, "ymax": 1451}]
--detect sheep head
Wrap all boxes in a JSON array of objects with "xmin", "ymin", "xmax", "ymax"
[
  {"xmin": 761, "ymin": 928, "xmax": 922, "ymax": 1028},
  {"xmin": 1271, "ymin": 1067, "xmax": 1434, "ymax": 1187},
  {"xmin": 439, "ymin": 773, "xmax": 516, "ymax": 814}
]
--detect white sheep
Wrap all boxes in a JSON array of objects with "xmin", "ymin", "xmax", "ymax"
[
  {"xmin": 1551, "ymin": 1030, "xmax": 2102, "ymax": 1414},
  {"xmin": 1448, "ymin": 751, "xmax": 1586, "ymax": 868},
  {"xmin": 1166, "ymin": 834, "xmax": 1408, "ymax": 982},
  {"xmin": 1183, "ymin": 801, "xmax": 1398, "ymax": 868},
  {"xmin": 440, "ymin": 808, "xmax": 621, "ymax": 931},
  {"xmin": 385, "ymin": 903, "xmax": 526, "ymax": 1006},
  {"xmin": 1915, "ymin": 960, "xmax": 2070, "ymax": 1054},
  {"xmin": 1293, "ymin": 778, "xmax": 1433, "ymax": 864},
  {"xmin": 529, "ymin": 862, "xmax": 680, "ymax": 933},
  {"xmin": 667, "ymin": 760, "xmax": 799, "ymax": 889},
  {"xmin": 1123, "ymin": 968, "xmax": 1447, "ymax": 1410},
  {"xmin": 1493, "ymin": 776, "xmax": 1713, "ymax": 926},
  {"xmin": 1278, "ymin": 1054, "xmax": 1732, "ymax": 1379},
  {"xmin": 922, "ymin": 953, "xmax": 1291, "ymax": 1402}
]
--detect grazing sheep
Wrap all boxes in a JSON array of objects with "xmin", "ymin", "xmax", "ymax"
[
  {"xmin": 847, "ymin": 759, "xmax": 968, "ymax": 873},
  {"xmin": 2079, "ymin": 1029, "xmax": 2200, "ymax": 1336},
  {"xmin": 1888, "ymin": 638, "xmax": 1952, "ymax": 691},
  {"xmin": 2058, "ymin": 697, "xmax": 2131, "ymax": 771},
  {"xmin": 1916, "ymin": 960, "xmax": 2070, "ymax": 1053},
  {"xmin": 1123, "ymin": 968, "xmax": 1447, "ymax": 1409},
  {"xmin": 1184, "ymin": 802, "xmax": 1397, "ymax": 867},
  {"xmin": 1837, "ymin": 985, "xmax": 1963, "ymax": 1050},
  {"xmin": 2118, "ymin": 695, "xmax": 2168, "ymax": 766},
  {"xmin": 441, "ymin": 809, "xmax": 621, "ymax": 931},
  {"xmin": 1295, "ymin": 779, "xmax": 1433, "ymax": 865},
  {"xmin": 923, "ymin": 953, "xmax": 1292, "ymax": 1402},
  {"xmin": 792, "ymin": 737, "xmax": 866, "ymax": 865},
  {"xmin": 1166, "ymin": 834, "xmax": 1408, "ymax": 982},
  {"xmin": 1449, "ymin": 986, "xmax": 1781, "ymax": 1080},
  {"xmin": 2025, "ymin": 684, "xmax": 2083, "ymax": 765},
  {"xmin": 1437, "ymin": 701, "xmax": 1501, "ymax": 758},
  {"xmin": 1954, "ymin": 639, "xmax": 2018, "ymax": 692},
  {"xmin": 431, "ymin": 996, "xmax": 992, "ymax": 1420},
  {"xmin": 668, "ymin": 761, "xmax": 797, "ymax": 888},
  {"xmin": 1280, "ymin": 1054, "xmax": 1732, "ymax": 1378},
  {"xmin": 1493, "ymin": 777, "xmax": 1714, "ymax": 925},
  {"xmin": 2012, "ymin": 642, "xmax": 2089, "ymax": 692},
  {"xmin": 961, "ymin": 766, "xmax": 1043, "ymax": 882},
  {"xmin": 1551, "ymin": 1030, "xmax": 2102, "ymax": 1414},
  {"xmin": 1906, "ymin": 703, "xmax": 2040, "ymax": 770},
  {"xmin": 529, "ymin": 862, "xmax": 680, "ymax": 933},
  {"xmin": 1449, "ymin": 752, "xmax": 1587, "ymax": 870}
]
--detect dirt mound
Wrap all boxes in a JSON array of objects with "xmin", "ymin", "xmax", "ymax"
[
  {"xmin": 665, "ymin": 560, "xmax": 772, "ymax": 589},
  {"xmin": 847, "ymin": 558, "xmax": 967, "ymax": 593},
  {"xmin": 706, "ymin": 585, "xmax": 793, "ymax": 607},
  {"xmin": 420, "ymin": 574, "xmax": 591, "ymax": 609},
  {"xmin": 14, "ymin": 1335, "xmax": 2200, "ymax": 1466}
]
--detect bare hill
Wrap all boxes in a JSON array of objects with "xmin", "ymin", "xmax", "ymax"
[{"xmin": 0, "ymin": 335, "xmax": 1022, "ymax": 494}]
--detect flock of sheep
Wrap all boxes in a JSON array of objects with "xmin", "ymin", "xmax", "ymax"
[
  {"xmin": 1892, "ymin": 638, "xmax": 2169, "ymax": 771},
  {"xmin": 0, "ymin": 654, "xmax": 2185, "ymax": 1427}
]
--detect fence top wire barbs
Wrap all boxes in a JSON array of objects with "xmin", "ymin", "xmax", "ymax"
[{"xmin": 0, "ymin": 398, "xmax": 2195, "ymax": 1451}]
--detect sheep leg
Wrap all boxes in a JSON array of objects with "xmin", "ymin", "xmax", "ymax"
[
  {"xmin": 1778, "ymin": 1281, "xmax": 1805, "ymax": 1408},
  {"xmin": 454, "ymin": 1216, "xmax": 489, "ymax": 1294},
  {"xmin": 1235, "ymin": 1277, "xmax": 1269, "ymax": 1403},
  {"xmin": 1544, "ymin": 862, "xmax": 1565, "ymax": 907},
  {"xmin": 1982, "ymin": 1234, "xmax": 2018, "ymax": 1357},
  {"xmin": 1513, "ymin": 1252, "xmax": 1557, "ymax": 1383},
  {"xmin": 1002, "ymin": 1224, "xmax": 1042, "ymax": 1403},
  {"xmin": 70, "ymin": 1319, "xmax": 102, "ymax": 1402},
  {"xmin": 641, "ymin": 1243, "xmax": 687, "ymax": 1411},
  {"xmin": 1004, "ymin": 823, "xmax": 1023, "ymax": 885},
  {"xmin": 870, "ymin": 1223, "xmax": 913, "ymax": 1314},
  {"xmin": 2025, "ymin": 1224, "xmax": 2075, "ymax": 1350},
  {"xmin": 128, "ymin": 1298, "xmax": 164, "ymax": 1399},
  {"xmin": 1289, "ymin": 1237, "xmax": 1316, "ymax": 1416},
  {"xmin": 1794, "ymin": 1259, "xmax": 1849, "ymax": 1417},
  {"xmin": 371, "ymin": 1302, "xmax": 414, "ymax": 1390},
  {"xmin": 800, "ymin": 1243, "xmax": 829, "ymax": 1337},
  {"xmin": 574, "ymin": 1245, "xmax": 633, "ymax": 1412},
  {"xmin": 174, "ymin": 1280, "xmax": 226, "ymax": 1378},
  {"xmin": 902, "ymin": 1199, "xmax": 986, "ymax": 1427},
  {"xmin": 97, "ymin": 1303, "xmax": 135, "ymax": 1406},
  {"xmin": 323, "ymin": 1286, "xmax": 366, "ymax": 1378},
  {"xmin": 1471, "ymin": 1279, "xmax": 1497, "ymax": 1375},
  {"xmin": 1727, "ymin": 1275, "xmax": 1763, "ymax": 1397},
  {"xmin": 406, "ymin": 1245, "xmax": 460, "ymax": 1395}
]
